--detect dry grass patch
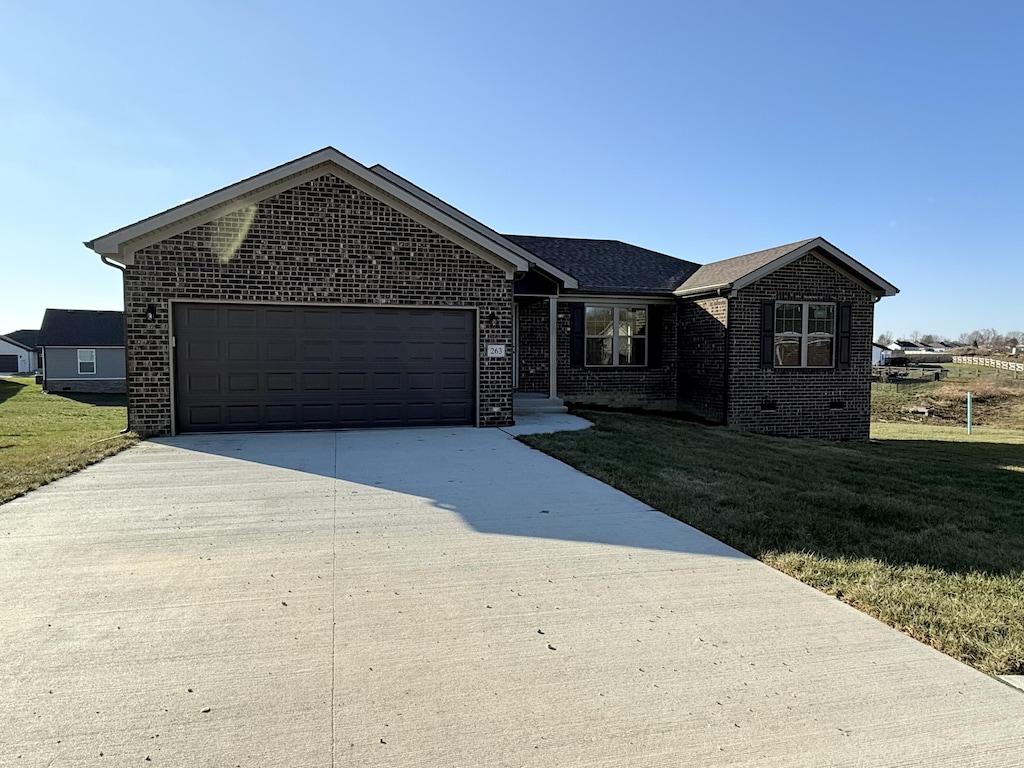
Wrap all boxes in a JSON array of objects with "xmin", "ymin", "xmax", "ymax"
[{"xmin": 0, "ymin": 377, "xmax": 137, "ymax": 505}]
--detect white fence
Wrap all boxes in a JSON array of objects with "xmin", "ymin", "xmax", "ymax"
[{"xmin": 951, "ymin": 356, "xmax": 1024, "ymax": 373}]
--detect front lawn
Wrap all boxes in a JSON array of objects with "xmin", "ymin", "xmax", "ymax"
[
  {"xmin": 522, "ymin": 411, "xmax": 1024, "ymax": 675},
  {"xmin": 0, "ymin": 377, "xmax": 137, "ymax": 505}
]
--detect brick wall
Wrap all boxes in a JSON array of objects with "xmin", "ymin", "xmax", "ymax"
[
  {"xmin": 677, "ymin": 297, "xmax": 728, "ymax": 422},
  {"xmin": 516, "ymin": 298, "xmax": 550, "ymax": 394},
  {"xmin": 555, "ymin": 301, "xmax": 678, "ymax": 409},
  {"xmin": 725, "ymin": 253, "xmax": 874, "ymax": 440},
  {"xmin": 123, "ymin": 173, "xmax": 513, "ymax": 436}
]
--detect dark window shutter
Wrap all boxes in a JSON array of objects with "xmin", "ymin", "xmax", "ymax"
[
  {"xmin": 569, "ymin": 303, "xmax": 585, "ymax": 368},
  {"xmin": 647, "ymin": 305, "xmax": 663, "ymax": 368},
  {"xmin": 837, "ymin": 302, "xmax": 853, "ymax": 368},
  {"xmin": 760, "ymin": 301, "xmax": 775, "ymax": 368}
]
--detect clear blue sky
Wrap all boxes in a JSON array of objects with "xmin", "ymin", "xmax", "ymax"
[{"xmin": 2, "ymin": 0, "xmax": 1022, "ymax": 340}]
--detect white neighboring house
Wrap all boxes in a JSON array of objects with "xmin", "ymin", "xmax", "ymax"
[
  {"xmin": 0, "ymin": 334, "xmax": 37, "ymax": 374},
  {"xmin": 872, "ymin": 342, "xmax": 892, "ymax": 365}
]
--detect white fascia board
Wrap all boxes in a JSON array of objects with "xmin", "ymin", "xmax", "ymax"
[
  {"xmin": 85, "ymin": 148, "xmax": 529, "ymax": 277},
  {"xmin": 730, "ymin": 238, "xmax": 899, "ymax": 297},
  {"xmin": 369, "ymin": 165, "xmax": 577, "ymax": 288},
  {"xmin": 673, "ymin": 281, "xmax": 734, "ymax": 298}
]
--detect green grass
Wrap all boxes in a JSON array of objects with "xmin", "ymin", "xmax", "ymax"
[
  {"xmin": 522, "ymin": 411, "xmax": 1024, "ymax": 675},
  {"xmin": 0, "ymin": 377, "xmax": 138, "ymax": 505}
]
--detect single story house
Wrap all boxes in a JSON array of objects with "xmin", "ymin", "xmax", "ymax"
[
  {"xmin": 871, "ymin": 342, "xmax": 892, "ymax": 366},
  {"xmin": 85, "ymin": 147, "xmax": 897, "ymax": 440},
  {"xmin": 0, "ymin": 333, "xmax": 37, "ymax": 374},
  {"xmin": 38, "ymin": 309, "xmax": 126, "ymax": 393},
  {"xmin": 4, "ymin": 329, "xmax": 42, "ymax": 371}
]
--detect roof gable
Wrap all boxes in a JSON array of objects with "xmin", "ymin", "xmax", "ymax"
[
  {"xmin": 38, "ymin": 309, "xmax": 124, "ymax": 347},
  {"xmin": 0, "ymin": 334, "xmax": 34, "ymax": 352},
  {"xmin": 675, "ymin": 237, "xmax": 898, "ymax": 298},
  {"xmin": 504, "ymin": 235, "xmax": 700, "ymax": 294},
  {"xmin": 4, "ymin": 329, "xmax": 39, "ymax": 349},
  {"xmin": 85, "ymin": 148, "xmax": 529, "ymax": 277}
]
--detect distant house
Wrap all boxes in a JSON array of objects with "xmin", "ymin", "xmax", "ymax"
[
  {"xmin": 5, "ymin": 329, "xmax": 42, "ymax": 370},
  {"xmin": 38, "ymin": 309, "xmax": 125, "ymax": 393},
  {"xmin": 0, "ymin": 333, "xmax": 37, "ymax": 374},
  {"xmin": 889, "ymin": 339, "xmax": 923, "ymax": 352},
  {"xmin": 871, "ymin": 342, "xmax": 891, "ymax": 365}
]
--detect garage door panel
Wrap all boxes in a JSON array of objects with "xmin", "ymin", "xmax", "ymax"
[
  {"xmin": 227, "ymin": 373, "xmax": 258, "ymax": 392},
  {"xmin": 227, "ymin": 341, "xmax": 258, "ymax": 361},
  {"xmin": 186, "ymin": 406, "xmax": 222, "ymax": 426},
  {"xmin": 302, "ymin": 340, "xmax": 332, "ymax": 361},
  {"xmin": 174, "ymin": 303, "xmax": 476, "ymax": 432},
  {"xmin": 301, "ymin": 310, "xmax": 332, "ymax": 330},
  {"xmin": 225, "ymin": 405, "xmax": 261, "ymax": 427},
  {"xmin": 227, "ymin": 308, "xmax": 258, "ymax": 328},
  {"xmin": 338, "ymin": 373, "xmax": 368, "ymax": 391},
  {"xmin": 266, "ymin": 341, "xmax": 297, "ymax": 361},
  {"xmin": 302, "ymin": 373, "xmax": 332, "ymax": 391},
  {"xmin": 373, "ymin": 372, "xmax": 402, "ymax": 391},
  {"xmin": 186, "ymin": 373, "xmax": 221, "ymax": 394},
  {"xmin": 186, "ymin": 340, "xmax": 220, "ymax": 361},
  {"xmin": 266, "ymin": 309, "xmax": 297, "ymax": 329},
  {"xmin": 185, "ymin": 306, "xmax": 220, "ymax": 328}
]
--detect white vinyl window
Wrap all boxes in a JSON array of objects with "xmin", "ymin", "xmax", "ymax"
[
  {"xmin": 774, "ymin": 302, "xmax": 835, "ymax": 367},
  {"xmin": 585, "ymin": 306, "xmax": 647, "ymax": 366},
  {"xmin": 78, "ymin": 349, "xmax": 96, "ymax": 375}
]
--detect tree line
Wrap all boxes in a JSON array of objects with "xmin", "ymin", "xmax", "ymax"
[{"xmin": 876, "ymin": 329, "xmax": 1023, "ymax": 349}]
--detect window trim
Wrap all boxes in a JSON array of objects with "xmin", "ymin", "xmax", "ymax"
[
  {"xmin": 584, "ymin": 305, "xmax": 648, "ymax": 367},
  {"xmin": 773, "ymin": 301, "xmax": 835, "ymax": 368},
  {"xmin": 78, "ymin": 348, "xmax": 97, "ymax": 375}
]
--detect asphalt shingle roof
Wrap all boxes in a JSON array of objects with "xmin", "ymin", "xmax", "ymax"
[
  {"xmin": 38, "ymin": 309, "xmax": 124, "ymax": 347},
  {"xmin": 503, "ymin": 235, "xmax": 700, "ymax": 294},
  {"xmin": 3, "ymin": 329, "xmax": 39, "ymax": 349},
  {"xmin": 676, "ymin": 239, "xmax": 816, "ymax": 294}
]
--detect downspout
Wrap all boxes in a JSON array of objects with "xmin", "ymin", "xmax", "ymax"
[
  {"xmin": 720, "ymin": 289, "xmax": 730, "ymax": 426},
  {"xmin": 99, "ymin": 254, "xmax": 131, "ymax": 434}
]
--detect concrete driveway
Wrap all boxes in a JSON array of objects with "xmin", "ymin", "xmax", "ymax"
[{"xmin": 2, "ymin": 426, "xmax": 1022, "ymax": 767}]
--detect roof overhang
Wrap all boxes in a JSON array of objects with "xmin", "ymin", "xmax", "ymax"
[
  {"xmin": 674, "ymin": 237, "xmax": 899, "ymax": 299},
  {"xmin": 85, "ymin": 148, "xmax": 531, "ymax": 278}
]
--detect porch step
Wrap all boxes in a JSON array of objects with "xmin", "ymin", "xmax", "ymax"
[{"xmin": 513, "ymin": 393, "xmax": 568, "ymax": 415}]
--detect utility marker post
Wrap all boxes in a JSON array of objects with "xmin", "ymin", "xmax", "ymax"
[{"xmin": 967, "ymin": 391, "xmax": 973, "ymax": 435}]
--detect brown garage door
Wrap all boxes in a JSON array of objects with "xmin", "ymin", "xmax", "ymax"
[{"xmin": 173, "ymin": 303, "xmax": 475, "ymax": 433}]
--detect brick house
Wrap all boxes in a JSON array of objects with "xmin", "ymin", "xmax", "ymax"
[{"xmin": 85, "ymin": 147, "xmax": 896, "ymax": 440}]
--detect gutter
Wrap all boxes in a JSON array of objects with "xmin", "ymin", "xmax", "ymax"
[{"xmin": 99, "ymin": 253, "xmax": 131, "ymax": 435}]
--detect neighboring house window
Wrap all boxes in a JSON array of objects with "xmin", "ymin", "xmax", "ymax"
[
  {"xmin": 585, "ymin": 306, "xmax": 647, "ymax": 366},
  {"xmin": 773, "ymin": 302, "xmax": 835, "ymax": 367},
  {"xmin": 78, "ymin": 349, "xmax": 96, "ymax": 375}
]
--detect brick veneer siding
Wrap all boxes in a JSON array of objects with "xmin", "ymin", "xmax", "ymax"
[
  {"xmin": 515, "ymin": 298, "xmax": 550, "ymax": 394},
  {"xmin": 726, "ymin": 253, "xmax": 875, "ymax": 440},
  {"xmin": 555, "ymin": 301, "xmax": 678, "ymax": 409},
  {"xmin": 122, "ymin": 173, "xmax": 513, "ymax": 436},
  {"xmin": 677, "ymin": 297, "xmax": 728, "ymax": 422}
]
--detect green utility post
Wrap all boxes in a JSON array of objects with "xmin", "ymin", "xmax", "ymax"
[{"xmin": 967, "ymin": 391, "xmax": 973, "ymax": 435}]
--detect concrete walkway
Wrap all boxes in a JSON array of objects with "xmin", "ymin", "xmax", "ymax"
[{"xmin": 2, "ymin": 426, "xmax": 1022, "ymax": 767}]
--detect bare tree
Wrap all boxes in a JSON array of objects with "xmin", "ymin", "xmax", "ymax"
[{"xmin": 876, "ymin": 331, "xmax": 893, "ymax": 346}]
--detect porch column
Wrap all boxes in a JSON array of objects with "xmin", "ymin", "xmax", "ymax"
[{"xmin": 549, "ymin": 297, "xmax": 558, "ymax": 398}]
